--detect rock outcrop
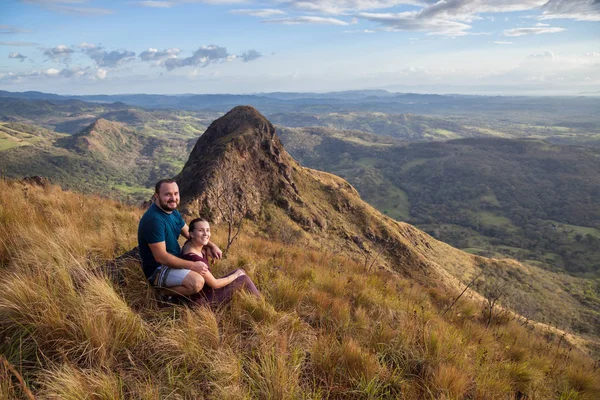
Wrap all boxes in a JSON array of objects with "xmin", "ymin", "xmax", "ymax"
[{"xmin": 176, "ymin": 106, "xmax": 301, "ymax": 221}]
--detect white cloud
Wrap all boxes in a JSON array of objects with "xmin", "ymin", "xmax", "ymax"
[
  {"xmin": 344, "ymin": 29, "xmax": 376, "ymax": 33},
  {"xmin": 0, "ymin": 65, "xmax": 108, "ymax": 82},
  {"xmin": 0, "ymin": 41, "xmax": 38, "ymax": 46},
  {"xmin": 527, "ymin": 50, "xmax": 557, "ymax": 59},
  {"xmin": 358, "ymin": 12, "xmax": 472, "ymax": 36},
  {"xmin": 500, "ymin": 50, "xmax": 600, "ymax": 87},
  {"xmin": 135, "ymin": 1, "xmax": 172, "ymax": 7},
  {"xmin": 134, "ymin": 0, "xmax": 249, "ymax": 7},
  {"xmin": 239, "ymin": 49, "xmax": 262, "ymax": 62},
  {"xmin": 275, "ymin": 0, "xmax": 596, "ymax": 37},
  {"xmin": 21, "ymin": 0, "xmax": 114, "ymax": 16},
  {"xmin": 491, "ymin": 41, "xmax": 513, "ymax": 45},
  {"xmin": 44, "ymin": 68, "xmax": 60, "ymax": 77},
  {"xmin": 539, "ymin": 0, "xmax": 600, "ymax": 22},
  {"xmin": 231, "ymin": 9, "xmax": 286, "ymax": 18},
  {"xmin": 78, "ymin": 42, "xmax": 96, "ymax": 50},
  {"xmin": 139, "ymin": 47, "xmax": 181, "ymax": 64},
  {"xmin": 79, "ymin": 43, "xmax": 136, "ymax": 67},
  {"xmin": 164, "ymin": 45, "xmax": 232, "ymax": 70},
  {"xmin": 43, "ymin": 44, "xmax": 74, "ymax": 62},
  {"xmin": 263, "ymin": 16, "xmax": 352, "ymax": 26},
  {"xmin": 0, "ymin": 24, "xmax": 32, "ymax": 34},
  {"xmin": 283, "ymin": 1, "xmax": 422, "ymax": 14},
  {"xmin": 351, "ymin": 1, "xmax": 557, "ymax": 37},
  {"xmin": 9, "ymin": 52, "xmax": 28, "ymax": 61},
  {"xmin": 96, "ymin": 68, "xmax": 107, "ymax": 79},
  {"xmin": 504, "ymin": 26, "xmax": 566, "ymax": 36}
]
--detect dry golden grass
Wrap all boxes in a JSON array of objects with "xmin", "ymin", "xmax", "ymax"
[{"xmin": 1, "ymin": 178, "xmax": 599, "ymax": 399}]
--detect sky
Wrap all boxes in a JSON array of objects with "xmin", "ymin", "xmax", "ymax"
[{"xmin": 1, "ymin": 0, "xmax": 599, "ymax": 95}]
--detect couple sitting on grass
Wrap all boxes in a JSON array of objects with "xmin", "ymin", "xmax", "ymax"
[{"xmin": 137, "ymin": 178, "xmax": 260, "ymax": 306}]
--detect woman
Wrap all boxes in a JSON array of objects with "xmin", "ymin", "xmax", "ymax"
[{"xmin": 181, "ymin": 218, "xmax": 260, "ymax": 306}]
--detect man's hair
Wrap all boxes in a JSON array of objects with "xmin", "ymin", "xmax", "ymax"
[
  {"xmin": 155, "ymin": 179, "xmax": 177, "ymax": 194},
  {"xmin": 189, "ymin": 218, "xmax": 209, "ymax": 232}
]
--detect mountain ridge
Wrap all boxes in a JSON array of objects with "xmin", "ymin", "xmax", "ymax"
[{"xmin": 174, "ymin": 106, "xmax": 600, "ymax": 344}]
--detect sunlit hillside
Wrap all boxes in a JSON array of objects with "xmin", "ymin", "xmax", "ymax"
[{"xmin": 1, "ymin": 179, "xmax": 599, "ymax": 399}]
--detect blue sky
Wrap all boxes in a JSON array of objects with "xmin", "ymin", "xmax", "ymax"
[{"xmin": 1, "ymin": 0, "xmax": 599, "ymax": 95}]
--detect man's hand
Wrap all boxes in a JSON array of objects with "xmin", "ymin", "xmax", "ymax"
[
  {"xmin": 206, "ymin": 242, "xmax": 223, "ymax": 260},
  {"xmin": 192, "ymin": 261, "xmax": 209, "ymax": 274}
]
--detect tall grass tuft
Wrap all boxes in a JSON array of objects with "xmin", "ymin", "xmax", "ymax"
[{"xmin": 39, "ymin": 364, "xmax": 124, "ymax": 400}]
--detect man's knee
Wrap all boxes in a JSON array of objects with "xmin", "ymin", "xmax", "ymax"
[{"xmin": 184, "ymin": 272, "xmax": 205, "ymax": 293}]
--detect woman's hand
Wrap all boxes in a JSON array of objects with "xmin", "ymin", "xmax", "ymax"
[{"xmin": 235, "ymin": 269, "xmax": 246, "ymax": 279}]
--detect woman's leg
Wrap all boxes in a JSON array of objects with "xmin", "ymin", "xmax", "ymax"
[{"xmin": 210, "ymin": 269, "xmax": 260, "ymax": 305}]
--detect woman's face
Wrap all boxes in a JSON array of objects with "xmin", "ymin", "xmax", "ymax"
[{"xmin": 191, "ymin": 221, "xmax": 211, "ymax": 245}]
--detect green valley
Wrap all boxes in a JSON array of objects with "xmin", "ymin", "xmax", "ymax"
[{"xmin": 278, "ymin": 128, "xmax": 600, "ymax": 278}]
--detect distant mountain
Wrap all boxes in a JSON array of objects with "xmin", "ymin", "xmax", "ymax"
[
  {"xmin": 256, "ymin": 89, "xmax": 395, "ymax": 100},
  {"xmin": 0, "ymin": 117, "xmax": 196, "ymax": 200},
  {"xmin": 0, "ymin": 90, "xmax": 67, "ymax": 100},
  {"xmin": 0, "ymin": 96, "xmax": 213, "ymax": 138},
  {"xmin": 2, "ymin": 90, "xmax": 599, "ymax": 125}
]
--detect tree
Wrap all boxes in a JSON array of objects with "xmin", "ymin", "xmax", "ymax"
[
  {"xmin": 207, "ymin": 168, "xmax": 251, "ymax": 256},
  {"xmin": 476, "ymin": 278, "xmax": 510, "ymax": 327}
]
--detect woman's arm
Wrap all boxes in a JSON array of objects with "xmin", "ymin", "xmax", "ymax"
[
  {"xmin": 202, "ymin": 269, "xmax": 245, "ymax": 289},
  {"xmin": 182, "ymin": 252, "xmax": 243, "ymax": 289}
]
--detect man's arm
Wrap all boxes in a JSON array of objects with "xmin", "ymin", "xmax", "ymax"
[
  {"xmin": 148, "ymin": 241, "xmax": 208, "ymax": 274},
  {"xmin": 181, "ymin": 223, "xmax": 223, "ymax": 259},
  {"xmin": 181, "ymin": 223, "xmax": 190, "ymax": 239}
]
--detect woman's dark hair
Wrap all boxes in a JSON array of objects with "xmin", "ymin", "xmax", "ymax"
[{"xmin": 189, "ymin": 218, "xmax": 209, "ymax": 232}]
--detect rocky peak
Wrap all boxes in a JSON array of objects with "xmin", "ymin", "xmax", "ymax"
[{"xmin": 176, "ymin": 106, "xmax": 299, "ymax": 220}]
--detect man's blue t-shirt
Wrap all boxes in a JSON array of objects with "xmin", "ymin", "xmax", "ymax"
[{"xmin": 137, "ymin": 203, "xmax": 185, "ymax": 278}]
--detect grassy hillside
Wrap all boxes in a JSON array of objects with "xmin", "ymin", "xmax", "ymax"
[
  {"xmin": 0, "ymin": 118, "xmax": 198, "ymax": 202},
  {"xmin": 279, "ymin": 127, "xmax": 600, "ymax": 278},
  {"xmin": 1, "ymin": 179, "xmax": 599, "ymax": 399}
]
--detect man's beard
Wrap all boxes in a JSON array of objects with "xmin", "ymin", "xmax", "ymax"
[{"xmin": 157, "ymin": 198, "xmax": 178, "ymax": 212}]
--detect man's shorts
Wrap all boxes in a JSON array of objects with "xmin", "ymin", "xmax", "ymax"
[{"xmin": 149, "ymin": 266, "xmax": 191, "ymax": 288}]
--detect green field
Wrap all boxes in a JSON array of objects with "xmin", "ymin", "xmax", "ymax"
[
  {"xmin": 0, "ymin": 138, "xmax": 25, "ymax": 151},
  {"xmin": 112, "ymin": 184, "xmax": 153, "ymax": 196},
  {"xmin": 399, "ymin": 158, "xmax": 427, "ymax": 173},
  {"xmin": 370, "ymin": 185, "xmax": 411, "ymax": 221},
  {"xmin": 546, "ymin": 220, "xmax": 600, "ymax": 238},
  {"xmin": 477, "ymin": 211, "xmax": 517, "ymax": 229}
]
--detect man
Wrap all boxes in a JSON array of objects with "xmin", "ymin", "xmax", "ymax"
[{"xmin": 138, "ymin": 178, "xmax": 222, "ymax": 296}]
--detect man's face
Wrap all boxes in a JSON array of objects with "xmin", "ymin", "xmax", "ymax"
[{"xmin": 156, "ymin": 182, "xmax": 180, "ymax": 212}]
